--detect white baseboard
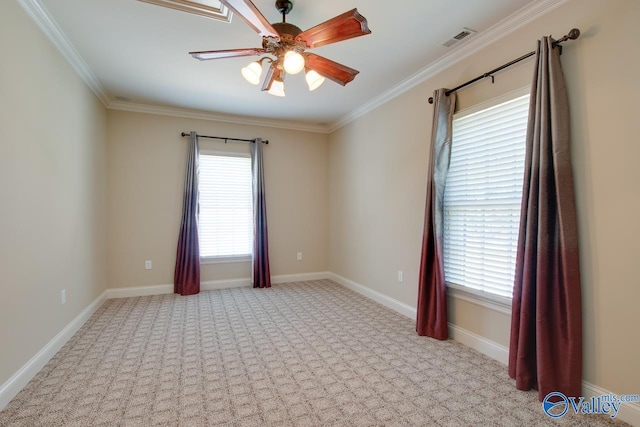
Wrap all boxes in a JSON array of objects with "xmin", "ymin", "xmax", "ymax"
[
  {"xmin": 327, "ymin": 272, "xmax": 418, "ymax": 321},
  {"xmin": 106, "ymin": 272, "xmax": 333, "ymax": 299},
  {"xmin": 582, "ymin": 381, "xmax": 640, "ymax": 426},
  {"xmin": 4, "ymin": 273, "xmax": 637, "ymax": 426},
  {"xmin": 0, "ymin": 290, "xmax": 108, "ymax": 411},
  {"xmin": 202, "ymin": 278, "xmax": 251, "ymax": 290},
  {"xmin": 448, "ymin": 323, "xmax": 509, "ymax": 364},
  {"xmin": 107, "ymin": 284, "xmax": 173, "ymax": 298},
  {"xmin": 272, "ymin": 271, "xmax": 331, "ymax": 284},
  {"xmin": 328, "ymin": 272, "xmax": 639, "ymax": 426}
]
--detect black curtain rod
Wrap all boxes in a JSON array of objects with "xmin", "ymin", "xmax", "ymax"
[
  {"xmin": 180, "ymin": 132, "xmax": 268, "ymax": 144},
  {"xmin": 428, "ymin": 28, "xmax": 580, "ymax": 104}
]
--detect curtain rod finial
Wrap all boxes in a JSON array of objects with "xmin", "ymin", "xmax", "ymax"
[
  {"xmin": 428, "ymin": 97, "xmax": 434, "ymax": 104},
  {"xmin": 567, "ymin": 28, "xmax": 580, "ymax": 40}
]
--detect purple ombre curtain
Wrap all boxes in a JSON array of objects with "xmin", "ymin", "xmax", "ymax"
[
  {"xmin": 509, "ymin": 37, "xmax": 582, "ymax": 400},
  {"xmin": 416, "ymin": 88, "xmax": 456, "ymax": 340},
  {"xmin": 251, "ymin": 138, "xmax": 271, "ymax": 288},
  {"xmin": 174, "ymin": 131, "xmax": 200, "ymax": 296}
]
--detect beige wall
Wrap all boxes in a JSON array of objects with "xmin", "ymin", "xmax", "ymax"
[
  {"xmin": 107, "ymin": 110, "xmax": 329, "ymax": 288},
  {"xmin": 2, "ymin": 0, "xmax": 637, "ymax": 407},
  {"xmin": 329, "ymin": 0, "xmax": 639, "ymax": 396},
  {"xmin": 0, "ymin": 1, "xmax": 108, "ymax": 386}
]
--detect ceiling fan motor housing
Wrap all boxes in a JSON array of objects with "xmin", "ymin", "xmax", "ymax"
[{"xmin": 275, "ymin": 0, "xmax": 293, "ymax": 15}]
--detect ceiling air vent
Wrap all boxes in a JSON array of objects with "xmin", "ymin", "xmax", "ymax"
[{"xmin": 443, "ymin": 27, "xmax": 476, "ymax": 47}]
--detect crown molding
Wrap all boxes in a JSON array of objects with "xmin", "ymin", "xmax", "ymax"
[
  {"xmin": 327, "ymin": 0, "xmax": 570, "ymax": 133},
  {"xmin": 19, "ymin": 0, "xmax": 569, "ymax": 135},
  {"xmin": 18, "ymin": 0, "xmax": 327, "ymax": 134},
  {"xmin": 107, "ymin": 101, "xmax": 329, "ymax": 134},
  {"xmin": 17, "ymin": 0, "xmax": 110, "ymax": 106}
]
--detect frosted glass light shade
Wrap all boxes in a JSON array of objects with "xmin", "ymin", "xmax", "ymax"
[
  {"xmin": 305, "ymin": 69, "xmax": 325, "ymax": 91},
  {"xmin": 268, "ymin": 79, "xmax": 285, "ymax": 97},
  {"xmin": 283, "ymin": 51, "xmax": 305, "ymax": 74},
  {"xmin": 241, "ymin": 61, "xmax": 262, "ymax": 85}
]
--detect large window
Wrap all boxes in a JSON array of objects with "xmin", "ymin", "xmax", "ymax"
[
  {"xmin": 443, "ymin": 93, "xmax": 529, "ymax": 298},
  {"xmin": 199, "ymin": 152, "xmax": 253, "ymax": 259}
]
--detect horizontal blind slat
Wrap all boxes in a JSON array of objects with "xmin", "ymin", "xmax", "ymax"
[
  {"xmin": 443, "ymin": 94, "xmax": 528, "ymax": 298},
  {"xmin": 199, "ymin": 154, "xmax": 253, "ymax": 257}
]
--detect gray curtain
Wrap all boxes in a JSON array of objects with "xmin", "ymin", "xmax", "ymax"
[
  {"xmin": 416, "ymin": 88, "xmax": 456, "ymax": 340},
  {"xmin": 509, "ymin": 37, "xmax": 582, "ymax": 400},
  {"xmin": 174, "ymin": 131, "xmax": 200, "ymax": 296},
  {"xmin": 251, "ymin": 138, "xmax": 271, "ymax": 288}
]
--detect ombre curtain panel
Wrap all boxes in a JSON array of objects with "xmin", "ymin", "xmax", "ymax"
[
  {"xmin": 174, "ymin": 131, "xmax": 201, "ymax": 296},
  {"xmin": 508, "ymin": 37, "xmax": 583, "ymax": 400},
  {"xmin": 416, "ymin": 88, "xmax": 456, "ymax": 340},
  {"xmin": 251, "ymin": 138, "xmax": 271, "ymax": 288}
]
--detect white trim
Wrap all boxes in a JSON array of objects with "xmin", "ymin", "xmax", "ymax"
[
  {"xmin": 447, "ymin": 284, "xmax": 512, "ymax": 316},
  {"xmin": 271, "ymin": 271, "xmax": 331, "ymax": 284},
  {"xmin": 200, "ymin": 150, "xmax": 250, "ymax": 158},
  {"xmin": 447, "ymin": 323, "xmax": 509, "ymax": 364},
  {"xmin": 454, "ymin": 86, "xmax": 531, "ymax": 119},
  {"xmin": 200, "ymin": 256, "xmax": 251, "ymax": 265},
  {"xmin": 0, "ymin": 290, "xmax": 108, "ymax": 411},
  {"xmin": 16, "ymin": 0, "xmax": 109, "ymax": 105},
  {"xmin": 107, "ymin": 101, "xmax": 329, "ymax": 134},
  {"xmin": 106, "ymin": 272, "xmax": 333, "ymax": 298},
  {"xmin": 326, "ymin": 273, "xmax": 509, "ymax": 363},
  {"xmin": 202, "ymin": 277, "xmax": 251, "ymax": 290},
  {"xmin": 326, "ymin": 274, "xmax": 640, "ymax": 426},
  {"xmin": 327, "ymin": 0, "xmax": 569, "ymax": 132},
  {"xmin": 106, "ymin": 284, "xmax": 173, "ymax": 299},
  {"xmin": 3, "ymin": 273, "xmax": 639, "ymax": 427},
  {"xmin": 327, "ymin": 272, "xmax": 417, "ymax": 321},
  {"xmin": 19, "ymin": 0, "xmax": 569, "ymax": 135},
  {"xmin": 582, "ymin": 381, "xmax": 640, "ymax": 426}
]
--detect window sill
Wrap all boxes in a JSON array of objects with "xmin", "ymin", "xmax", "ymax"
[
  {"xmin": 200, "ymin": 255, "xmax": 251, "ymax": 265},
  {"xmin": 446, "ymin": 283, "xmax": 512, "ymax": 315}
]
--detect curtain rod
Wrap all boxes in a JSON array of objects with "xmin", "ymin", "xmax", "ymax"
[
  {"xmin": 180, "ymin": 132, "xmax": 269, "ymax": 144},
  {"xmin": 428, "ymin": 28, "xmax": 580, "ymax": 104}
]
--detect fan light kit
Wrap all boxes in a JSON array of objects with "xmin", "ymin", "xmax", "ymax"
[{"xmin": 190, "ymin": 0, "xmax": 371, "ymax": 97}]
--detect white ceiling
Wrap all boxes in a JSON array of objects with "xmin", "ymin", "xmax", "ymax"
[{"xmin": 24, "ymin": 0, "xmax": 550, "ymax": 132}]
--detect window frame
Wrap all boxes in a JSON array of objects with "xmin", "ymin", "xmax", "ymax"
[
  {"xmin": 443, "ymin": 87, "xmax": 530, "ymax": 310},
  {"xmin": 198, "ymin": 149, "xmax": 253, "ymax": 263}
]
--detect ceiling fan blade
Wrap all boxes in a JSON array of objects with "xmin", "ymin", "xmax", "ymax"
[
  {"xmin": 261, "ymin": 62, "xmax": 283, "ymax": 91},
  {"xmin": 303, "ymin": 53, "xmax": 359, "ymax": 86},
  {"xmin": 220, "ymin": 0, "xmax": 280, "ymax": 38},
  {"xmin": 296, "ymin": 9, "xmax": 371, "ymax": 49},
  {"xmin": 189, "ymin": 48, "xmax": 267, "ymax": 60}
]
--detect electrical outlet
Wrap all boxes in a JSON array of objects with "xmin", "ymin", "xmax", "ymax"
[
  {"xmin": 297, "ymin": 252, "xmax": 303, "ymax": 261},
  {"xmin": 397, "ymin": 271, "xmax": 404, "ymax": 282},
  {"xmin": 145, "ymin": 260, "xmax": 152, "ymax": 270},
  {"xmin": 61, "ymin": 289, "xmax": 66, "ymax": 305}
]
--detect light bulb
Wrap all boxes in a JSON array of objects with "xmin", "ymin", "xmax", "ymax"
[
  {"xmin": 268, "ymin": 79, "xmax": 285, "ymax": 97},
  {"xmin": 283, "ymin": 51, "xmax": 305, "ymax": 75},
  {"xmin": 241, "ymin": 61, "xmax": 263, "ymax": 85},
  {"xmin": 305, "ymin": 69, "xmax": 325, "ymax": 91}
]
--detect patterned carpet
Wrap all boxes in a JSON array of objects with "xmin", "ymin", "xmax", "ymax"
[{"xmin": 0, "ymin": 280, "xmax": 626, "ymax": 426}]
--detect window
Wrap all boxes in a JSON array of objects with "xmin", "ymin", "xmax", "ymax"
[
  {"xmin": 443, "ymin": 93, "xmax": 529, "ymax": 298},
  {"xmin": 199, "ymin": 152, "xmax": 253, "ymax": 259}
]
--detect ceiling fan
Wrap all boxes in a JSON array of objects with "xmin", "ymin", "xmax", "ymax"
[{"xmin": 189, "ymin": 0, "xmax": 371, "ymax": 96}]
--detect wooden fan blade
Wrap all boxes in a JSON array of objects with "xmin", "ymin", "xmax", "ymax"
[
  {"xmin": 261, "ymin": 63, "xmax": 284, "ymax": 91},
  {"xmin": 304, "ymin": 53, "xmax": 359, "ymax": 86},
  {"xmin": 296, "ymin": 9, "xmax": 370, "ymax": 49},
  {"xmin": 189, "ymin": 48, "xmax": 266, "ymax": 60},
  {"xmin": 220, "ymin": 0, "xmax": 280, "ymax": 38}
]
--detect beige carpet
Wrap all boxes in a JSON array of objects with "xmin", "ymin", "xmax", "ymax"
[{"xmin": 0, "ymin": 280, "xmax": 626, "ymax": 426}]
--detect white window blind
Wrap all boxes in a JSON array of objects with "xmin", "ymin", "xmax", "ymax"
[
  {"xmin": 443, "ymin": 94, "xmax": 529, "ymax": 298},
  {"xmin": 199, "ymin": 153, "xmax": 253, "ymax": 258}
]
